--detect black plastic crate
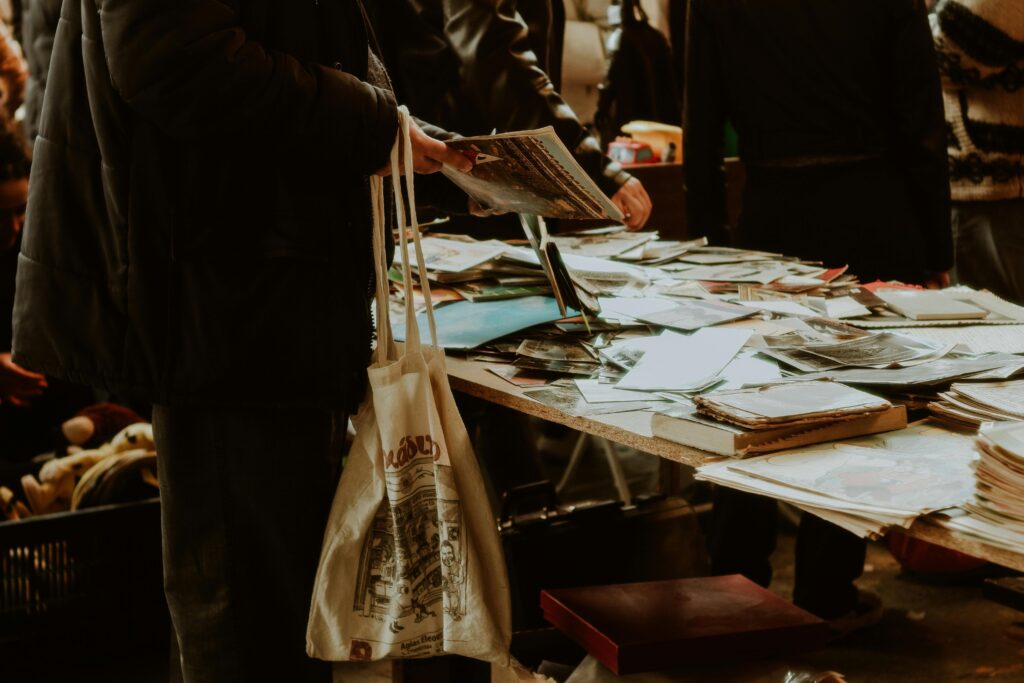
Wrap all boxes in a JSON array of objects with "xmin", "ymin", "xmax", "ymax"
[{"xmin": 0, "ymin": 472, "xmax": 167, "ymax": 669}]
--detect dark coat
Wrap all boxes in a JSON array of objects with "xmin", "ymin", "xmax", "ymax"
[
  {"xmin": 684, "ymin": 0, "xmax": 952, "ymax": 278},
  {"xmin": 13, "ymin": 0, "xmax": 399, "ymax": 409},
  {"xmin": 20, "ymin": 0, "xmax": 60, "ymax": 141},
  {"xmin": 368, "ymin": 0, "xmax": 630, "ymax": 198}
]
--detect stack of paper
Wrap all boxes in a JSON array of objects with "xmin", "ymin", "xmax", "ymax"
[
  {"xmin": 966, "ymin": 422, "xmax": 1024, "ymax": 533},
  {"xmin": 694, "ymin": 381, "xmax": 893, "ymax": 429},
  {"xmin": 392, "ymin": 236, "xmax": 551, "ymax": 299},
  {"xmin": 850, "ymin": 286, "xmax": 1024, "ymax": 329},
  {"xmin": 653, "ymin": 381, "xmax": 906, "ymax": 457},
  {"xmin": 761, "ymin": 332, "xmax": 949, "ymax": 372},
  {"xmin": 929, "ymin": 381, "xmax": 1024, "ymax": 430},
  {"xmin": 697, "ymin": 423, "xmax": 978, "ymax": 537},
  {"xmin": 875, "ymin": 288, "xmax": 988, "ymax": 321}
]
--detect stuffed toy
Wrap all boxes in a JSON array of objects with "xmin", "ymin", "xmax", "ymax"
[
  {"xmin": 0, "ymin": 485, "xmax": 31, "ymax": 521},
  {"xmin": 60, "ymin": 403, "xmax": 146, "ymax": 452},
  {"xmin": 20, "ymin": 422, "xmax": 155, "ymax": 516}
]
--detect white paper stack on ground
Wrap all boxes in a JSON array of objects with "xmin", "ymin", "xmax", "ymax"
[
  {"xmin": 929, "ymin": 380, "xmax": 1024, "ymax": 430},
  {"xmin": 696, "ymin": 423, "xmax": 977, "ymax": 538}
]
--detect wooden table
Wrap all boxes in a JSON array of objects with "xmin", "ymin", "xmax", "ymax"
[{"xmin": 445, "ymin": 355, "xmax": 1024, "ymax": 573}]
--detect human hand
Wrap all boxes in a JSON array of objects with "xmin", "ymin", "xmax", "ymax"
[
  {"xmin": 923, "ymin": 270, "xmax": 951, "ymax": 289},
  {"xmin": 375, "ymin": 121, "xmax": 474, "ymax": 176},
  {"xmin": 611, "ymin": 178, "xmax": 652, "ymax": 231},
  {"xmin": 0, "ymin": 352, "xmax": 47, "ymax": 407}
]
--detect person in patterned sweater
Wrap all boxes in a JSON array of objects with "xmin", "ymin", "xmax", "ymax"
[{"xmin": 932, "ymin": 0, "xmax": 1024, "ymax": 303}]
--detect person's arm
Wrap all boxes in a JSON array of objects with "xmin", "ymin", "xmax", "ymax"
[
  {"xmin": 441, "ymin": 0, "xmax": 632, "ymax": 196},
  {"xmin": 97, "ymin": 0, "xmax": 399, "ymax": 175},
  {"xmin": 682, "ymin": 0, "xmax": 728, "ymax": 245},
  {"xmin": 891, "ymin": 0, "xmax": 952, "ymax": 275}
]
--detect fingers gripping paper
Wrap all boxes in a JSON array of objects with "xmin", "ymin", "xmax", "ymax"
[{"xmin": 307, "ymin": 108, "xmax": 511, "ymax": 665}]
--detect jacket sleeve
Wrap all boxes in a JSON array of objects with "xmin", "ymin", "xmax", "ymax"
[
  {"xmin": 891, "ymin": 1, "xmax": 952, "ymax": 273},
  {"xmin": 97, "ymin": 0, "xmax": 398, "ymax": 174},
  {"xmin": 441, "ymin": 0, "xmax": 631, "ymax": 196},
  {"xmin": 682, "ymin": 0, "xmax": 729, "ymax": 246}
]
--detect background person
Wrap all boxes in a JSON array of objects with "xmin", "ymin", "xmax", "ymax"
[
  {"xmin": 12, "ymin": 1, "xmax": 471, "ymax": 679},
  {"xmin": 684, "ymin": 0, "xmax": 952, "ymax": 630},
  {"xmin": 369, "ymin": 0, "xmax": 653, "ymax": 232},
  {"xmin": 0, "ymin": 115, "xmax": 92, "ymax": 461},
  {"xmin": 932, "ymin": 0, "xmax": 1024, "ymax": 304}
]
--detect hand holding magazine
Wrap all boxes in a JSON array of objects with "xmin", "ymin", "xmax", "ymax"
[{"xmin": 442, "ymin": 127, "xmax": 625, "ymax": 221}]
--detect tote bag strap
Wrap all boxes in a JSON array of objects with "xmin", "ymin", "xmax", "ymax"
[
  {"xmin": 371, "ymin": 174, "xmax": 395, "ymax": 365},
  {"xmin": 373, "ymin": 106, "xmax": 441, "ymax": 366}
]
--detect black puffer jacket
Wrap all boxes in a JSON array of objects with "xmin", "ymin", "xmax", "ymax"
[
  {"xmin": 21, "ymin": 0, "xmax": 60, "ymax": 140},
  {"xmin": 13, "ymin": 0, "xmax": 399, "ymax": 409},
  {"xmin": 369, "ymin": 0, "xmax": 631, "ymax": 198}
]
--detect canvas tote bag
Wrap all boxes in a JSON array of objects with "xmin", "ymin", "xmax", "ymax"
[{"xmin": 307, "ymin": 107, "xmax": 511, "ymax": 665}]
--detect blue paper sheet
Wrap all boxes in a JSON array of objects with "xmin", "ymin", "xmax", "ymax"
[{"xmin": 393, "ymin": 296, "xmax": 571, "ymax": 349}]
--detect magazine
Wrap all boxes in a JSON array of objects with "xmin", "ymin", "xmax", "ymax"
[{"xmin": 441, "ymin": 127, "xmax": 624, "ymax": 221}]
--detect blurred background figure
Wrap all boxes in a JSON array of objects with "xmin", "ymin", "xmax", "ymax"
[
  {"xmin": 685, "ymin": 0, "xmax": 951, "ymax": 288},
  {"xmin": 932, "ymin": 0, "xmax": 1024, "ymax": 304},
  {"xmin": 0, "ymin": 23, "xmax": 23, "ymax": 120},
  {"xmin": 683, "ymin": 0, "xmax": 951, "ymax": 631},
  {"xmin": 0, "ymin": 115, "xmax": 91, "ymax": 462},
  {"xmin": 369, "ymin": 0, "xmax": 653, "ymax": 233}
]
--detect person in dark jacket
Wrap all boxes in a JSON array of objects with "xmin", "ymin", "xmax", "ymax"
[
  {"xmin": 369, "ymin": 0, "xmax": 653, "ymax": 232},
  {"xmin": 12, "ymin": 1, "xmax": 471, "ymax": 680},
  {"xmin": 684, "ymin": 0, "xmax": 952, "ymax": 629},
  {"xmin": 19, "ymin": 0, "xmax": 59, "ymax": 141},
  {"xmin": 0, "ymin": 114, "xmax": 92, "ymax": 461}
]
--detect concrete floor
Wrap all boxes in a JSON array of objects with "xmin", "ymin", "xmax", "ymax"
[
  {"xmin": 769, "ymin": 531, "xmax": 1024, "ymax": 682},
  {"xmin": 549, "ymin": 439, "xmax": 1024, "ymax": 682}
]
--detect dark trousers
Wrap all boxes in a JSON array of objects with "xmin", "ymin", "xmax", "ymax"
[
  {"xmin": 952, "ymin": 199, "xmax": 1024, "ymax": 305},
  {"xmin": 708, "ymin": 487, "xmax": 866, "ymax": 619},
  {"xmin": 153, "ymin": 403, "xmax": 344, "ymax": 683}
]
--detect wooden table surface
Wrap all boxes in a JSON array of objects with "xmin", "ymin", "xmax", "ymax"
[{"xmin": 445, "ymin": 355, "xmax": 1024, "ymax": 573}]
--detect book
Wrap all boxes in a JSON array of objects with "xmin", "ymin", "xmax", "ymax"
[
  {"xmin": 440, "ymin": 127, "xmax": 623, "ymax": 221},
  {"xmin": 875, "ymin": 288, "xmax": 988, "ymax": 321},
  {"xmin": 540, "ymin": 576, "xmax": 828, "ymax": 675},
  {"xmin": 519, "ymin": 213, "xmax": 599, "ymax": 317},
  {"xmin": 652, "ymin": 402, "xmax": 908, "ymax": 457}
]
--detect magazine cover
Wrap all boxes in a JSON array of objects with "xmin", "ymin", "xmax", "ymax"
[{"xmin": 442, "ymin": 127, "xmax": 624, "ymax": 221}]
